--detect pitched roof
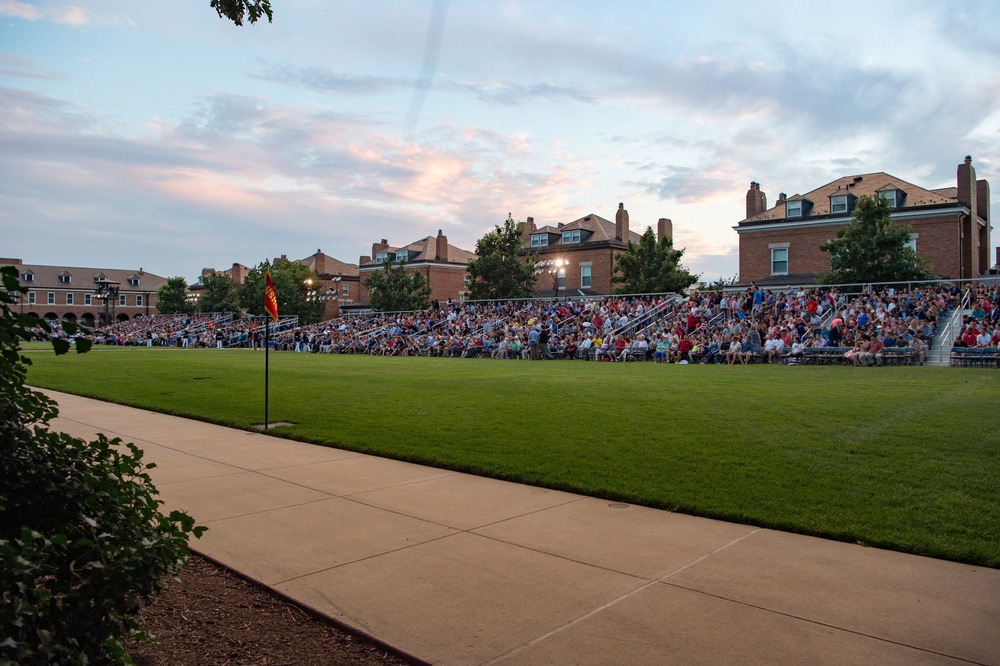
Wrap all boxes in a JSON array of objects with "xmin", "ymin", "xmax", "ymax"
[
  {"xmin": 362, "ymin": 236, "xmax": 476, "ymax": 266},
  {"xmin": 297, "ymin": 251, "xmax": 359, "ymax": 277},
  {"xmin": 0, "ymin": 262, "xmax": 168, "ymax": 291},
  {"xmin": 533, "ymin": 213, "xmax": 644, "ymax": 244},
  {"xmin": 740, "ymin": 172, "xmax": 960, "ymax": 225}
]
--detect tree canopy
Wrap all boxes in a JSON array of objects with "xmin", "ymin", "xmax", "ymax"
[
  {"xmin": 211, "ymin": 0, "xmax": 272, "ymax": 25},
  {"xmin": 466, "ymin": 214, "xmax": 537, "ymax": 301},
  {"xmin": 611, "ymin": 227, "xmax": 699, "ymax": 295},
  {"xmin": 363, "ymin": 259, "xmax": 431, "ymax": 312},
  {"xmin": 818, "ymin": 195, "xmax": 933, "ymax": 285},
  {"xmin": 238, "ymin": 259, "xmax": 325, "ymax": 325},
  {"xmin": 156, "ymin": 276, "xmax": 194, "ymax": 315},
  {"xmin": 197, "ymin": 271, "xmax": 240, "ymax": 314}
]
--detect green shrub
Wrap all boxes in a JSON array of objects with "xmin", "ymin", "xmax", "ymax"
[{"xmin": 0, "ymin": 266, "xmax": 204, "ymax": 664}]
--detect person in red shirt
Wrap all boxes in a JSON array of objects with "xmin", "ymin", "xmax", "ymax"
[{"xmin": 677, "ymin": 334, "xmax": 694, "ymax": 361}]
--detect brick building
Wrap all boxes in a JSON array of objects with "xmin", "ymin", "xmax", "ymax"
[
  {"xmin": 357, "ymin": 230, "xmax": 475, "ymax": 306},
  {"xmin": 0, "ymin": 258, "xmax": 167, "ymax": 327},
  {"xmin": 518, "ymin": 203, "xmax": 667, "ymax": 295},
  {"xmin": 735, "ymin": 156, "xmax": 993, "ymax": 285},
  {"xmin": 296, "ymin": 249, "xmax": 361, "ymax": 319}
]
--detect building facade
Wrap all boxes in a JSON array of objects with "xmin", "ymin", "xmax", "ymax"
[
  {"xmin": 0, "ymin": 259, "xmax": 167, "ymax": 327},
  {"xmin": 357, "ymin": 230, "xmax": 475, "ymax": 306},
  {"xmin": 735, "ymin": 156, "xmax": 993, "ymax": 285},
  {"xmin": 518, "ymin": 203, "xmax": 665, "ymax": 295}
]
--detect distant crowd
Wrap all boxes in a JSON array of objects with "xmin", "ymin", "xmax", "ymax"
[{"xmin": 71, "ymin": 282, "xmax": 1000, "ymax": 367}]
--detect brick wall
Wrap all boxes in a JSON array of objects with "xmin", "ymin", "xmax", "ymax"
[{"xmin": 358, "ymin": 264, "xmax": 469, "ymax": 306}]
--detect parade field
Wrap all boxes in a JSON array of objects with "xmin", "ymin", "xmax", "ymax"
[{"xmin": 24, "ymin": 346, "xmax": 1000, "ymax": 568}]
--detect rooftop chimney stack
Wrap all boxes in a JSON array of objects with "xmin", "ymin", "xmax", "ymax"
[
  {"xmin": 615, "ymin": 203, "xmax": 629, "ymax": 241},
  {"xmin": 746, "ymin": 181, "xmax": 767, "ymax": 219},
  {"xmin": 657, "ymin": 218, "xmax": 673, "ymax": 243},
  {"xmin": 521, "ymin": 216, "xmax": 536, "ymax": 245},
  {"xmin": 231, "ymin": 262, "xmax": 244, "ymax": 285},
  {"xmin": 435, "ymin": 229, "xmax": 449, "ymax": 262}
]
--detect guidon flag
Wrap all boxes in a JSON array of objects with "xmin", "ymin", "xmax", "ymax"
[{"xmin": 264, "ymin": 272, "xmax": 279, "ymax": 323}]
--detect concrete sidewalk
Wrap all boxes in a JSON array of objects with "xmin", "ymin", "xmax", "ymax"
[{"xmin": 45, "ymin": 390, "xmax": 999, "ymax": 666}]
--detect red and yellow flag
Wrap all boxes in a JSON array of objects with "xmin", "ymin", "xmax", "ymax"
[{"xmin": 264, "ymin": 272, "xmax": 279, "ymax": 323}]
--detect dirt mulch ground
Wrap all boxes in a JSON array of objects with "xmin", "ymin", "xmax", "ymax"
[{"xmin": 128, "ymin": 554, "xmax": 417, "ymax": 666}]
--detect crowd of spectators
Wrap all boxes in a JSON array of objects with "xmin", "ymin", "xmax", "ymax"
[{"xmin": 73, "ymin": 281, "xmax": 999, "ymax": 367}]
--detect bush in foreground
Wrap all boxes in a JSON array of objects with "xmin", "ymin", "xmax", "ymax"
[{"xmin": 0, "ymin": 266, "xmax": 204, "ymax": 664}]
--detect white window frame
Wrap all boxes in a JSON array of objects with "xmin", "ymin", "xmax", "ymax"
[
  {"xmin": 785, "ymin": 201, "xmax": 802, "ymax": 218},
  {"xmin": 59, "ymin": 274, "xmax": 71, "ymax": 284},
  {"xmin": 561, "ymin": 229, "xmax": 581, "ymax": 245},
  {"xmin": 119, "ymin": 294, "xmax": 127, "ymax": 306},
  {"xmin": 580, "ymin": 263, "xmax": 592, "ymax": 289},
  {"xmin": 904, "ymin": 233, "xmax": 917, "ymax": 254},
  {"xmin": 463, "ymin": 274, "xmax": 471, "ymax": 286},
  {"xmin": 28, "ymin": 292, "xmax": 36, "ymax": 304},
  {"xmin": 341, "ymin": 284, "xmax": 349, "ymax": 297},
  {"xmin": 85, "ymin": 293, "xmax": 92, "ymax": 306},
  {"xmin": 136, "ymin": 294, "xmax": 143, "ymax": 306},
  {"xmin": 47, "ymin": 292, "xmax": 55, "ymax": 305},
  {"xmin": 770, "ymin": 244, "xmax": 789, "ymax": 276},
  {"xmin": 395, "ymin": 249, "xmax": 409, "ymax": 262},
  {"xmin": 66, "ymin": 292, "xmax": 74, "ymax": 305},
  {"xmin": 22, "ymin": 272, "xmax": 33, "ymax": 282},
  {"xmin": 830, "ymin": 195, "xmax": 848, "ymax": 215},
  {"xmin": 530, "ymin": 234, "xmax": 548, "ymax": 248},
  {"xmin": 375, "ymin": 251, "xmax": 389, "ymax": 264},
  {"xmin": 878, "ymin": 190, "xmax": 898, "ymax": 207}
]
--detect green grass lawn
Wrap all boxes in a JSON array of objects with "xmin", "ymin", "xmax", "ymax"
[{"xmin": 24, "ymin": 344, "xmax": 1000, "ymax": 567}]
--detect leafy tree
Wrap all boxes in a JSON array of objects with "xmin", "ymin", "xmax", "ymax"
[
  {"xmin": 197, "ymin": 271, "xmax": 240, "ymax": 314},
  {"xmin": 238, "ymin": 259, "xmax": 325, "ymax": 325},
  {"xmin": 364, "ymin": 259, "xmax": 432, "ymax": 312},
  {"xmin": 211, "ymin": 0, "xmax": 272, "ymax": 25},
  {"xmin": 818, "ymin": 195, "xmax": 934, "ymax": 285},
  {"xmin": 611, "ymin": 226, "xmax": 699, "ymax": 295},
  {"xmin": 156, "ymin": 276, "xmax": 194, "ymax": 314},
  {"xmin": 466, "ymin": 214, "xmax": 537, "ymax": 301},
  {"xmin": 0, "ymin": 266, "xmax": 204, "ymax": 664}
]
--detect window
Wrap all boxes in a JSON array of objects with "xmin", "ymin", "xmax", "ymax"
[
  {"xmin": 119, "ymin": 294, "xmax": 126, "ymax": 306},
  {"xmin": 28, "ymin": 292, "xmax": 36, "ymax": 304},
  {"xmin": 136, "ymin": 295, "xmax": 143, "ymax": 306},
  {"xmin": 85, "ymin": 294, "xmax": 92, "ymax": 305},
  {"xmin": 395, "ymin": 250, "xmax": 409, "ymax": 262},
  {"xmin": 66, "ymin": 293, "xmax": 74, "ymax": 305},
  {"xmin": 878, "ymin": 190, "xmax": 898, "ymax": 207},
  {"xmin": 375, "ymin": 251, "xmax": 389, "ymax": 263},
  {"xmin": 463, "ymin": 274, "xmax": 471, "ymax": 286},
  {"xmin": 342, "ymin": 284, "xmax": 349, "ymax": 297},
  {"xmin": 770, "ymin": 247, "xmax": 789, "ymax": 275},
  {"xmin": 580, "ymin": 264, "xmax": 592, "ymax": 289},
  {"xmin": 530, "ymin": 234, "xmax": 548, "ymax": 248},
  {"xmin": 22, "ymin": 272, "xmax": 33, "ymax": 282},
  {"xmin": 830, "ymin": 195, "xmax": 848, "ymax": 214},
  {"xmin": 785, "ymin": 201, "xmax": 802, "ymax": 218},
  {"xmin": 557, "ymin": 268, "xmax": 566, "ymax": 290},
  {"xmin": 904, "ymin": 233, "xmax": 917, "ymax": 254},
  {"xmin": 47, "ymin": 292, "xmax": 55, "ymax": 305},
  {"xmin": 59, "ymin": 274, "xmax": 71, "ymax": 284},
  {"xmin": 561, "ymin": 229, "xmax": 581, "ymax": 244}
]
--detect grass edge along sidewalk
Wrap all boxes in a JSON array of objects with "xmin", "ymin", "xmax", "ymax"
[{"xmin": 25, "ymin": 346, "xmax": 1000, "ymax": 569}]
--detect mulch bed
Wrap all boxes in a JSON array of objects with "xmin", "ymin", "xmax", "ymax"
[{"xmin": 128, "ymin": 554, "xmax": 416, "ymax": 666}]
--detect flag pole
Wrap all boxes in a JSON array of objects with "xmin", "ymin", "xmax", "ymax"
[{"xmin": 264, "ymin": 317, "xmax": 270, "ymax": 430}]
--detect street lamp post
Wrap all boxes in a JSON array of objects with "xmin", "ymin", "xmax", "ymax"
[
  {"xmin": 93, "ymin": 282, "xmax": 120, "ymax": 329},
  {"xmin": 534, "ymin": 259, "xmax": 565, "ymax": 299},
  {"xmin": 305, "ymin": 276, "xmax": 341, "ymax": 316}
]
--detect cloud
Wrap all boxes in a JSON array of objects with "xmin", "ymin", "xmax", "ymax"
[
  {"xmin": 0, "ymin": 1, "xmax": 132, "ymax": 26},
  {"xmin": 0, "ymin": 54, "xmax": 67, "ymax": 80}
]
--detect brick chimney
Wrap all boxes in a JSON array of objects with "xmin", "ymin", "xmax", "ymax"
[
  {"xmin": 314, "ymin": 249, "xmax": 326, "ymax": 275},
  {"xmin": 657, "ymin": 218, "xmax": 673, "ymax": 243},
  {"xmin": 372, "ymin": 239, "xmax": 389, "ymax": 259},
  {"xmin": 521, "ymin": 216, "xmax": 536, "ymax": 245},
  {"xmin": 615, "ymin": 203, "xmax": 629, "ymax": 241},
  {"xmin": 435, "ymin": 229, "xmax": 448, "ymax": 262},
  {"xmin": 231, "ymin": 262, "xmax": 244, "ymax": 285},
  {"xmin": 976, "ymin": 179, "xmax": 990, "ymax": 225},
  {"xmin": 957, "ymin": 156, "xmax": 978, "ymax": 219},
  {"xmin": 746, "ymin": 181, "xmax": 767, "ymax": 219}
]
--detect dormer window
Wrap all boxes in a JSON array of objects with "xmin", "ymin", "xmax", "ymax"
[
  {"xmin": 127, "ymin": 276, "xmax": 140, "ymax": 286},
  {"xmin": 561, "ymin": 229, "xmax": 581, "ymax": 245},
  {"xmin": 830, "ymin": 195, "xmax": 849, "ymax": 215},
  {"xmin": 785, "ymin": 201, "xmax": 803, "ymax": 218},
  {"xmin": 58, "ymin": 273, "xmax": 72, "ymax": 284},
  {"xmin": 395, "ymin": 249, "xmax": 409, "ymax": 262},
  {"xmin": 21, "ymin": 271, "xmax": 33, "ymax": 282},
  {"xmin": 375, "ymin": 251, "xmax": 389, "ymax": 264},
  {"xmin": 877, "ymin": 189, "xmax": 902, "ymax": 208},
  {"xmin": 530, "ymin": 233, "xmax": 549, "ymax": 248}
]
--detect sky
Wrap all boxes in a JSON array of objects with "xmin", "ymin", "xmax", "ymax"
[{"xmin": 2, "ymin": 0, "xmax": 999, "ymax": 283}]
